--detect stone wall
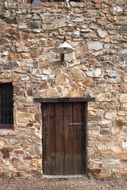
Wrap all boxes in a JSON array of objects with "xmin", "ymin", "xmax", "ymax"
[{"xmin": 0, "ymin": 0, "xmax": 127, "ymax": 177}]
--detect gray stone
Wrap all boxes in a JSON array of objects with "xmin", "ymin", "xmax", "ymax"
[
  {"xmin": 88, "ymin": 41, "xmax": 103, "ymax": 50},
  {"xmin": 2, "ymin": 51, "xmax": 9, "ymax": 56},
  {"xmin": 104, "ymin": 158, "xmax": 120, "ymax": 165},
  {"xmin": 73, "ymin": 30, "xmax": 80, "ymax": 37},
  {"xmin": 97, "ymin": 29, "xmax": 107, "ymax": 38},
  {"xmin": 42, "ymin": 24, "xmax": 55, "ymax": 31},
  {"xmin": 104, "ymin": 44, "xmax": 110, "ymax": 49},
  {"xmin": 99, "ymin": 119, "xmax": 111, "ymax": 125},
  {"xmin": 32, "ymin": 29, "xmax": 43, "ymax": 33},
  {"xmin": 97, "ymin": 55, "xmax": 110, "ymax": 62},
  {"xmin": 106, "ymin": 70, "xmax": 118, "ymax": 78},
  {"xmin": 105, "ymin": 111, "xmax": 117, "ymax": 120},
  {"xmin": 86, "ymin": 68, "xmax": 102, "ymax": 78},
  {"xmin": 81, "ymin": 24, "xmax": 88, "ymax": 29},
  {"xmin": 16, "ymin": 47, "xmax": 28, "ymax": 53},
  {"xmin": 72, "ymin": 17, "xmax": 84, "ymax": 23},
  {"xmin": 119, "ymin": 49, "xmax": 127, "ymax": 56},
  {"xmin": 18, "ymin": 23, "xmax": 28, "ymax": 29},
  {"xmin": 29, "ymin": 21, "xmax": 41, "ymax": 29},
  {"xmin": 89, "ymin": 22, "xmax": 98, "ymax": 30},
  {"xmin": 121, "ymin": 142, "xmax": 127, "ymax": 150},
  {"xmin": 0, "ymin": 38, "xmax": 10, "ymax": 45},
  {"xmin": 111, "ymin": 6, "xmax": 123, "ymax": 15},
  {"xmin": 55, "ymin": 20, "xmax": 66, "ymax": 28},
  {"xmin": 64, "ymin": 52, "xmax": 75, "ymax": 63},
  {"xmin": 2, "ymin": 61, "xmax": 18, "ymax": 69},
  {"xmin": 43, "ymin": 50, "xmax": 59, "ymax": 61},
  {"xmin": 4, "ymin": 17, "xmax": 17, "ymax": 24},
  {"xmin": 27, "ymin": 60, "xmax": 38, "ymax": 68},
  {"xmin": 16, "ymin": 162, "xmax": 29, "ymax": 171},
  {"xmin": 42, "ymin": 68, "xmax": 52, "ymax": 75},
  {"xmin": 117, "ymin": 25, "xmax": 127, "ymax": 33}
]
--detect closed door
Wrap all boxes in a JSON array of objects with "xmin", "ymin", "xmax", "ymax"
[{"xmin": 42, "ymin": 102, "xmax": 87, "ymax": 175}]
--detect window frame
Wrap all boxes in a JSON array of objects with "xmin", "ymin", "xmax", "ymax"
[{"xmin": 0, "ymin": 83, "xmax": 13, "ymax": 129}]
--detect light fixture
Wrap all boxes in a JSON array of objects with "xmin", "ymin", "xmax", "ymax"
[{"xmin": 57, "ymin": 37, "xmax": 74, "ymax": 64}]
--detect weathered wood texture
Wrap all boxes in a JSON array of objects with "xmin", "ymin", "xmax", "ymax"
[{"xmin": 42, "ymin": 102, "xmax": 87, "ymax": 175}]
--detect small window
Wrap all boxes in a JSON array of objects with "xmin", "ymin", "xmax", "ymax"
[{"xmin": 0, "ymin": 83, "xmax": 13, "ymax": 129}]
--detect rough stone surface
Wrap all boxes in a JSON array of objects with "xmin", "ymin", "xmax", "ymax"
[
  {"xmin": 0, "ymin": 0, "xmax": 126, "ymax": 178},
  {"xmin": 88, "ymin": 41, "xmax": 103, "ymax": 50}
]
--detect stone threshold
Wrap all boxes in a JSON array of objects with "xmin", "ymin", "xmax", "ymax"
[{"xmin": 43, "ymin": 175, "xmax": 87, "ymax": 179}]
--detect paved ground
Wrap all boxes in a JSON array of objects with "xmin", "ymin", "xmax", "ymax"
[{"xmin": 0, "ymin": 176, "xmax": 127, "ymax": 190}]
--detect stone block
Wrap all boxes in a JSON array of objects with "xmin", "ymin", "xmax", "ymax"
[
  {"xmin": 120, "ymin": 83, "xmax": 127, "ymax": 93},
  {"xmin": 88, "ymin": 41, "xmax": 103, "ymax": 50},
  {"xmin": 86, "ymin": 68, "xmax": 102, "ymax": 78},
  {"xmin": 119, "ymin": 94, "xmax": 127, "ymax": 102},
  {"xmin": 97, "ymin": 29, "xmax": 107, "ymax": 38},
  {"xmin": 70, "ymin": 67, "xmax": 85, "ymax": 81},
  {"xmin": 18, "ymin": 23, "xmax": 28, "ymax": 29},
  {"xmin": 0, "ymin": 38, "xmax": 10, "ymax": 45},
  {"xmin": 2, "ymin": 61, "xmax": 19, "ymax": 69},
  {"xmin": 117, "ymin": 25, "xmax": 127, "ymax": 33},
  {"xmin": 111, "ymin": 6, "xmax": 123, "ymax": 15},
  {"xmin": 96, "ymin": 93, "xmax": 112, "ymax": 102}
]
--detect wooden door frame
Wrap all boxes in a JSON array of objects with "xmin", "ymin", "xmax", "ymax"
[{"xmin": 34, "ymin": 97, "xmax": 95, "ymax": 176}]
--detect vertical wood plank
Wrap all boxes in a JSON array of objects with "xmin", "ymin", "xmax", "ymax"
[
  {"xmin": 72, "ymin": 103, "xmax": 83, "ymax": 174},
  {"xmin": 64, "ymin": 103, "xmax": 74, "ymax": 174},
  {"xmin": 82, "ymin": 103, "xmax": 87, "ymax": 174},
  {"xmin": 43, "ymin": 104, "xmax": 56, "ymax": 175},
  {"xmin": 54, "ymin": 104, "xmax": 64, "ymax": 175}
]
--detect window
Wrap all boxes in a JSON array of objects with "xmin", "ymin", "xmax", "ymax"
[{"xmin": 0, "ymin": 83, "xmax": 13, "ymax": 129}]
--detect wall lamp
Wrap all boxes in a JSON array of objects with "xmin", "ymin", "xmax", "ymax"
[{"xmin": 56, "ymin": 37, "xmax": 74, "ymax": 64}]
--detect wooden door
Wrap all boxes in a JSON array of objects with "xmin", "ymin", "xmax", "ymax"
[{"xmin": 42, "ymin": 102, "xmax": 87, "ymax": 175}]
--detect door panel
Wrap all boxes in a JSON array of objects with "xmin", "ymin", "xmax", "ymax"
[
  {"xmin": 72, "ymin": 103, "xmax": 82, "ymax": 174},
  {"xmin": 42, "ymin": 102, "xmax": 86, "ymax": 175},
  {"xmin": 42, "ymin": 104, "xmax": 56, "ymax": 174},
  {"xmin": 55, "ymin": 104, "xmax": 64, "ymax": 175},
  {"xmin": 64, "ymin": 103, "xmax": 74, "ymax": 174}
]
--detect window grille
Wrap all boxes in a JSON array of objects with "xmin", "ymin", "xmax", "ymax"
[{"xmin": 0, "ymin": 83, "xmax": 13, "ymax": 129}]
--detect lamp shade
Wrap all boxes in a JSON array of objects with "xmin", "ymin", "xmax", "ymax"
[{"xmin": 57, "ymin": 41, "xmax": 74, "ymax": 54}]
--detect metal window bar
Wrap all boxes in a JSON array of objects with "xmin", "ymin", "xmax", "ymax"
[{"xmin": 0, "ymin": 83, "xmax": 13, "ymax": 129}]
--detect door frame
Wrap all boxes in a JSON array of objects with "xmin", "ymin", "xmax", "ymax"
[{"xmin": 34, "ymin": 97, "xmax": 95, "ymax": 176}]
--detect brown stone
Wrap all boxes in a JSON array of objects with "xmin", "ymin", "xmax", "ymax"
[
  {"xmin": 22, "ymin": 53, "xmax": 31, "ymax": 59},
  {"xmin": 68, "ymin": 84, "xmax": 84, "ymax": 97},
  {"xmin": 115, "ymin": 119, "xmax": 124, "ymax": 127},
  {"xmin": 17, "ymin": 112, "xmax": 32, "ymax": 123},
  {"xmin": 14, "ymin": 149, "xmax": 24, "ymax": 155},
  {"xmin": 89, "ymin": 168, "xmax": 102, "ymax": 177},
  {"xmin": 119, "ymin": 94, "xmax": 127, "ymax": 102},
  {"xmin": 84, "ymin": 78, "xmax": 94, "ymax": 88},
  {"xmin": 115, "ymin": 152, "xmax": 127, "ymax": 160},
  {"xmin": 70, "ymin": 67, "xmax": 85, "ymax": 81},
  {"xmin": 0, "ymin": 148, "xmax": 10, "ymax": 159},
  {"xmin": 120, "ymin": 83, "xmax": 127, "ymax": 93},
  {"xmin": 97, "ymin": 18, "xmax": 109, "ymax": 26},
  {"xmin": 96, "ymin": 93, "xmax": 112, "ymax": 102},
  {"xmin": 40, "ymin": 81, "xmax": 48, "ymax": 89},
  {"xmin": 0, "ymin": 140, "xmax": 5, "ymax": 149},
  {"xmin": 27, "ymin": 88, "xmax": 33, "ymax": 96},
  {"xmin": 9, "ymin": 53, "xmax": 21, "ymax": 61},
  {"xmin": 47, "ymin": 88, "xmax": 60, "ymax": 97},
  {"xmin": 55, "ymin": 72, "xmax": 70, "ymax": 85}
]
